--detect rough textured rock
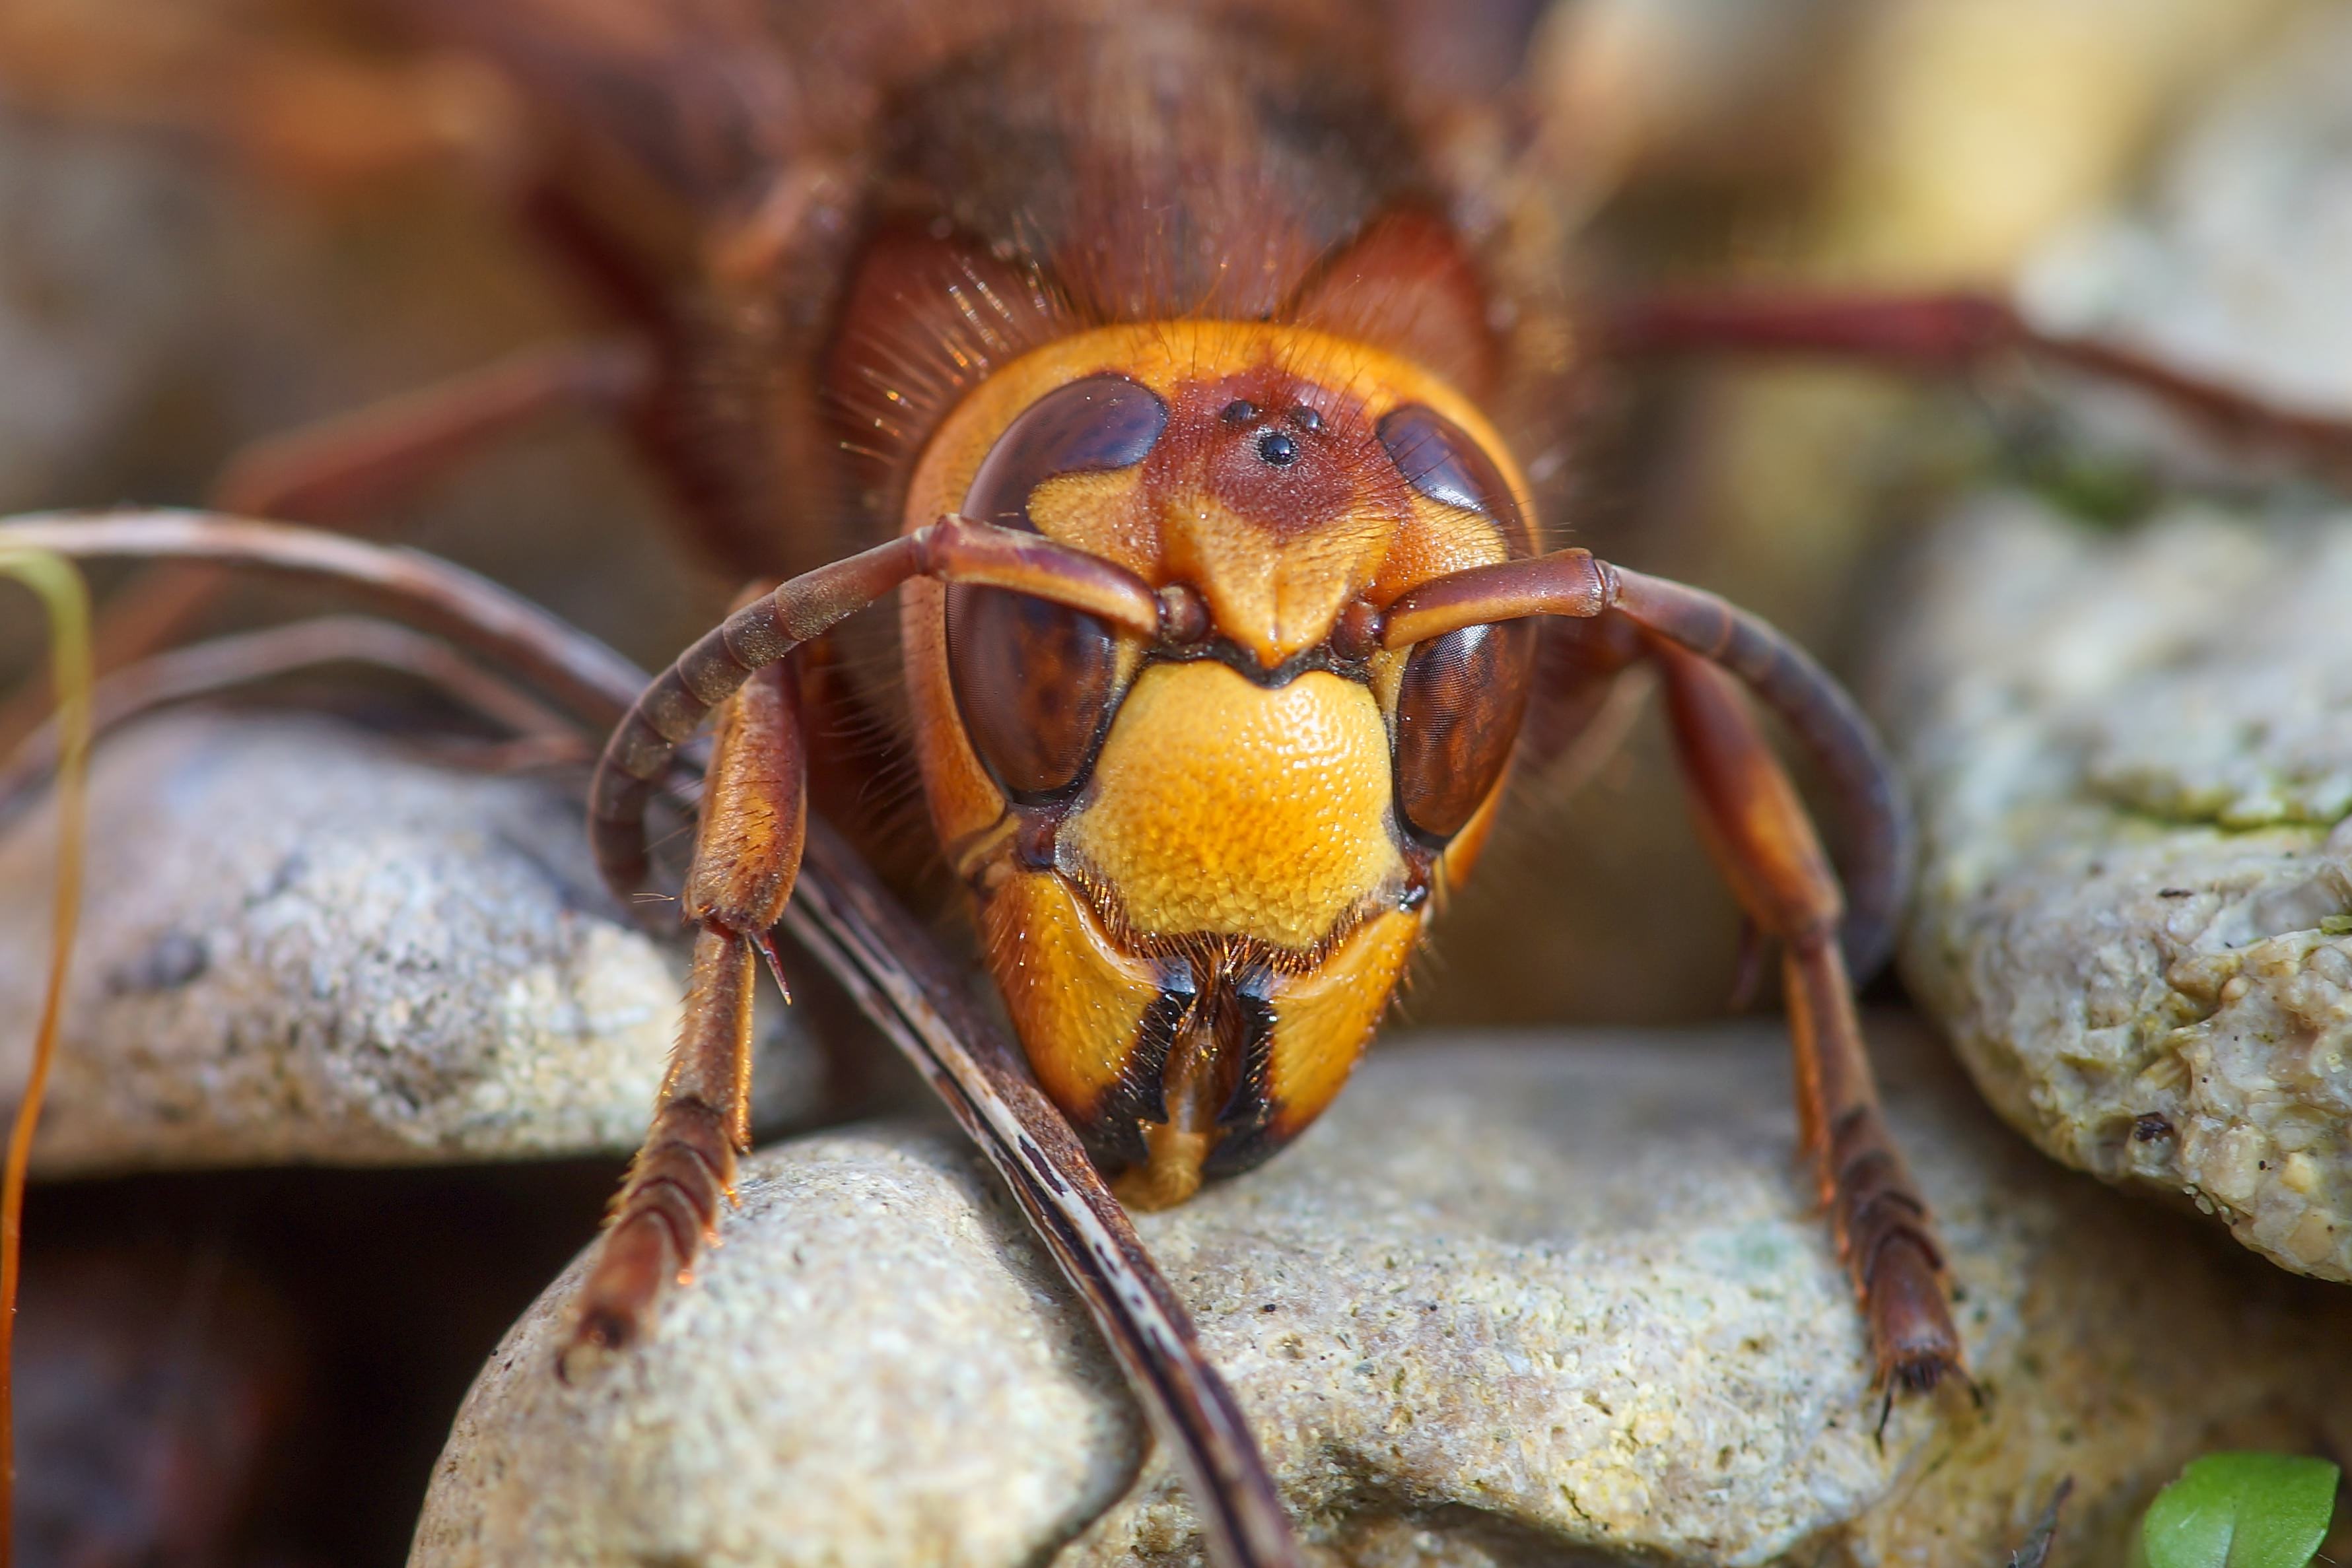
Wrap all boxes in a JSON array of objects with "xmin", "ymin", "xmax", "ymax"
[
  {"xmin": 0, "ymin": 714, "xmax": 815, "ymax": 1171},
  {"xmin": 1861, "ymin": 5, "xmax": 2352, "ymax": 1284},
  {"xmin": 1871, "ymin": 500, "xmax": 2352, "ymax": 1283},
  {"xmin": 412, "ymin": 1018, "xmax": 2352, "ymax": 1568}
]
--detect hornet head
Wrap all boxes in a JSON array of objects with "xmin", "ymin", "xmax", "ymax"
[{"xmin": 901, "ymin": 321, "xmax": 1539, "ymax": 1206}]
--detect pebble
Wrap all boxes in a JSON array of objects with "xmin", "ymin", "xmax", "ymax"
[
  {"xmin": 413, "ymin": 1017, "xmax": 2352, "ymax": 1566},
  {"xmin": 0, "ymin": 714, "xmax": 815, "ymax": 1171},
  {"xmin": 1867, "ymin": 2, "xmax": 2352, "ymax": 1285},
  {"xmin": 1872, "ymin": 500, "xmax": 2352, "ymax": 1283}
]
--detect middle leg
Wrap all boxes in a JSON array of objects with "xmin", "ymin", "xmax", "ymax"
[
  {"xmin": 1604, "ymin": 290, "xmax": 2352, "ymax": 481},
  {"xmin": 1649, "ymin": 634, "xmax": 1960, "ymax": 1392}
]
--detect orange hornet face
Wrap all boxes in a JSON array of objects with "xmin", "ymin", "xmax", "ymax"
[{"xmin": 901, "ymin": 323, "xmax": 1539, "ymax": 1207}]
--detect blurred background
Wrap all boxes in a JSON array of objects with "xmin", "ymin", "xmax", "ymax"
[
  {"xmin": 0, "ymin": 0, "xmax": 2331, "ymax": 1022},
  {"xmin": 0, "ymin": 0, "xmax": 2344, "ymax": 1559}
]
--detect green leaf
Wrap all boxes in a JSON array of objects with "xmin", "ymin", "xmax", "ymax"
[{"xmin": 2131, "ymin": 1452, "xmax": 2339, "ymax": 1568}]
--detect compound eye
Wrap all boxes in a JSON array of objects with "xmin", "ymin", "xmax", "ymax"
[
  {"xmin": 1377, "ymin": 404, "xmax": 1535, "ymax": 557},
  {"xmin": 946, "ymin": 374, "xmax": 1168, "ymax": 801},
  {"xmin": 948, "ymin": 588, "xmax": 1118, "ymax": 800},
  {"xmin": 1393, "ymin": 619, "xmax": 1537, "ymax": 843}
]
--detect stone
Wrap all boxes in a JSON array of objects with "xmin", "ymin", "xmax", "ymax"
[
  {"xmin": 0, "ymin": 714, "xmax": 815, "ymax": 1171},
  {"xmin": 1859, "ymin": 3, "xmax": 2352, "ymax": 1285},
  {"xmin": 1870, "ymin": 498, "xmax": 2352, "ymax": 1285},
  {"xmin": 411, "ymin": 1017, "xmax": 2352, "ymax": 1567}
]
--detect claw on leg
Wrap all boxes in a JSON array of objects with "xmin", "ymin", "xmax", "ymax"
[
  {"xmin": 564, "ymin": 923, "xmax": 756, "ymax": 1367},
  {"xmin": 1781, "ymin": 937, "xmax": 1962, "ymax": 1390},
  {"xmin": 1653, "ymin": 636, "xmax": 1963, "ymax": 1392},
  {"xmin": 565, "ymin": 658, "xmax": 804, "ymax": 1371}
]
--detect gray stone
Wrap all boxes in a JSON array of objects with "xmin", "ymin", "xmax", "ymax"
[
  {"xmin": 1871, "ymin": 500, "xmax": 2352, "ymax": 1284},
  {"xmin": 0, "ymin": 714, "xmax": 815, "ymax": 1171},
  {"xmin": 1860, "ymin": 3, "xmax": 2352, "ymax": 1285},
  {"xmin": 411, "ymin": 1018, "xmax": 2352, "ymax": 1567}
]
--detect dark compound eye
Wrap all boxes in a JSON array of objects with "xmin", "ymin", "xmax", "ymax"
[
  {"xmin": 948, "ymin": 587, "xmax": 1119, "ymax": 800},
  {"xmin": 963, "ymin": 375, "xmax": 1169, "ymax": 529},
  {"xmin": 947, "ymin": 374, "xmax": 1168, "ymax": 801},
  {"xmin": 1257, "ymin": 429, "xmax": 1299, "ymax": 466},
  {"xmin": 1376, "ymin": 404, "xmax": 1535, "ymax": 558},
  {"xmin": 1392, "ymin": 619, "xmax": 1537, "ymax": 843},
  {"xmin": 1376, "ymin": 406, "xmax": 1540, "ymax": 835}
]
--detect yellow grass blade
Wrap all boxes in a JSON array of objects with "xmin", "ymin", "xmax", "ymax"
[{"xmin": 0, "ymin": 547, "xmax": 92, "ymax": 1551}]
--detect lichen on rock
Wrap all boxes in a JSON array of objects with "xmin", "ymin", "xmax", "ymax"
[
  {"xmin": 1871, "ymin": 500, "xmax": 2352, "ymax": 1281},
  {"xmin": 1862, "ymin": 0, "xmax": 2352, "ymax": 1288}
]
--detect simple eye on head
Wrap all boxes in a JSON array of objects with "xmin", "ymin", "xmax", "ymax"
[
  {"xmin": 947, "ymin": 376, "xmax": 1167, "ymax": 801},
  {"xmin": 947, "ymin": 376, "xmax": 1539, "ymax": 839},
  {"xmin": 1220, "ymin": 397, "xmax": 1327, "ymax": 469}
]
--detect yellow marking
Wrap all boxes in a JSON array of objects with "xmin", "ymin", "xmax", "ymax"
[
  {"xmin": 1377, "ymin": 491, "xmax": 1523, "ymax": 599},
  {"xmin": 1026, "ymin": 467, "xmax": 1155, "ymax": 566},
  {"xmin": 899, "ymin": 575, "xmax": 1005, "ymax": 864},
  {"xmin": 1160, "ymin": 496, "xmax": 1391, "ymax": 666},
  {"xmin": 1062, "ymin": 662, "xmax": 1400, "ymax": 952},
  {"xmin": 982, "ymin": 869, "xmax": 1165, "ymax": 1119},
  {"xmin": 1261, "ymin": 909, "xmax": 1422, "ymax": 1135}
]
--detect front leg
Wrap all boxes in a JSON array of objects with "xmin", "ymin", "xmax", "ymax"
[
  {"xmin": 567, "ymin": 656, "xmax": 806, "ymax": 1363},
  {"xmin": 1649, "ymin": 635, "xmax": 1960, "ymax": 1392}
]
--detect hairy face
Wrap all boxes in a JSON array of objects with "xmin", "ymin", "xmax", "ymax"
[{"xmin": 901, "ymin": 322, "xmax": 1538, "ymax": 1205}]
